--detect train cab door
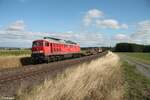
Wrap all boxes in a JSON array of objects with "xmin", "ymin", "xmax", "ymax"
[
  {"xmin": 50, "ymin": 43, "xmax": 53, "ymax": 53},
  {"xmin": 44, "ymin": 41, "xmax": 50, "ymax": 55}
]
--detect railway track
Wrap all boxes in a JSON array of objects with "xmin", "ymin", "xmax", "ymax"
[{"xmin": 0, "ymin": 51, "xmax": 108, "ymax": 97}]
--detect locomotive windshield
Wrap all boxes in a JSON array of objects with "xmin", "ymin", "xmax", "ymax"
[{"xmin": 32, "ymin": 41, "xmax": 43, "ymax": 47}]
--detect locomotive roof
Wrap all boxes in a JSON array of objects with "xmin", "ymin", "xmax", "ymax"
[
  {"xmin": 44, "ymin": 37, "xmax": 61, "ymax": 41},
  {"xmin": 43, "ymin": 37, "xmax": 78, "ymax": 45}
]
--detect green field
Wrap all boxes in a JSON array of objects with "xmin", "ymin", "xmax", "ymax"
[
  {"xmin": 118, "ymin": 53, "xmax": 150, "ymax": 99},
  {"xmin": 118, "ymin": 53, "xmax": 150, "ymax": 64},
  {"xmin": 0, "ymin": 50, "xmax": 31, "ymax": 56},
  {"xmin": 122, "ymin": 62, "xmax": 150, "ymax": 100},
  {"xmin": 123, "ymin": 53, "xmax": 150, "ymax": 60}
]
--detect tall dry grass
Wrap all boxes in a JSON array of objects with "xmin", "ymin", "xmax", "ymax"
[
  {"xmin": 0, "ymin": 56, "xmax": 23, "ymax": 69},
  {"xmin": 17, "ymin": 52, "xmax": 124, "ymax": 100},
  {"xmin": 0, "ymin": 56, "xmax": 31, "ymax": 70}
]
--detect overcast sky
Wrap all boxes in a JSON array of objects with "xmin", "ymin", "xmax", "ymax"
[{"xmin": 0, "ymin": 0, "xmax": 150, "ymax": 47}]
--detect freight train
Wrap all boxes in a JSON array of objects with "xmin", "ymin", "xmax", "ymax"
[{"xmin": 31, "ymin": 37, "xmax": 81, "ymax": 63}]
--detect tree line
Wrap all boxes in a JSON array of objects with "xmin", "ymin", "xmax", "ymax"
[{"xmin": 115, "ymin": 43, "xmax": 150, "ymax": 52}]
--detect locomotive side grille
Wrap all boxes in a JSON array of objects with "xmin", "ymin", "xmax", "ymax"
[{"xmin": 31, "ymin": 53, "xmax": 45, "ymax": 60}]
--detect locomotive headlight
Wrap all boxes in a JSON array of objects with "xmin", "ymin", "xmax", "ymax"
[
  {"xmin": 39, "ymin": 50, "xmax": 43, "ymax": 53},
  {"xmin": 32, "ymin": 50, "xmax": 43, "ymax": 53}
]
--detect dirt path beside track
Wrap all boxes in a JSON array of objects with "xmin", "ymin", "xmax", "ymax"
[{"xmin": 119, "ymin": 54, "xmax": 150, "ymax": 79}]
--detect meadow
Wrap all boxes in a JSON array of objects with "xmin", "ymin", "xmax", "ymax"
[
  {"xmin": 123, "ymin": 53, "xmax": 150, "ymax": 60},
  {"xmin": 118, "ymin": 52, "xmax": 150, "ymax": 64},
  {"xmin": 0, "ymin": 50, "xmax": 32, "ymax": 70},
  {"xmin": 0, "ymin": 49, "xmax": 31, "ymax": 56},
  {"xmin": 122, "ymin": 62, "xmax": 150, "ymax": 100},
  {"xmin": 117, "ymin": 52, "xmax": 150, "ymax": 100}
]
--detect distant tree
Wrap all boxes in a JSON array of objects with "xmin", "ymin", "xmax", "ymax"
[
  {"xmin": 115, "ymin": 43, "xmax": 133, "ymax": 52},
  {"xmin": 115, "ymin": 43, "xmax": 149, "ymax": 52},
  {"xmin": 131, "ymin": 44, "xmax": 144, "ymax": 52},
  {"xmin": 143, "ymin": 45, "xmax": 150, "ymax": 52}
]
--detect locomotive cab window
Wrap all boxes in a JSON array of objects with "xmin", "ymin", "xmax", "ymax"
[
  {"xmin": 32, "ymin": 41, "xmax": 43, "ymax": 47},
  {"xmin": 45, "ymin": 42, "xmax": 49, "ymax": 46}
]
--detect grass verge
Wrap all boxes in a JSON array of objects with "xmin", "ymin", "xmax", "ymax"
[
  {"xmin": 122, "ymin": 62, "xmax": 150, "ymax": 100},
  {"xmin": 16, "ymin": 52, "xmax": 124, "ymax": 100}
]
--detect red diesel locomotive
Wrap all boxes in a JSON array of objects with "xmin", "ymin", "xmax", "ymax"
[{"xmin": 31, "ymin": 37, "xmax": 80, "ymax": 63}]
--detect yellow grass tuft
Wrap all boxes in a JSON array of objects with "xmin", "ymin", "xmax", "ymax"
[
  {"xmin": 0, "ymin": 56, "xmax": 31, "ymax": 69},
  {"xmin": 0, "ymin": 56, "xmax": 23, "ymax": 69},
  {"xmin": 17, "ymin": 52, "xmax": 124, "ymax": 100}
]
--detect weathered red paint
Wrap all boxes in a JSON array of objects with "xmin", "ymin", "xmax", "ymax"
[{"xmin": 31, "ymin": 39, "xmax": 80, "ymax": 56}]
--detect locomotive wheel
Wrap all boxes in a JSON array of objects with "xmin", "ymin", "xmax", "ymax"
[
  {"xmin": 45, "ymin": 56, "xmax": 52, "ymax": 63},
  {"xmin": 57, "ymin": 56, "xmax": 61, "ymax": 61},
  {"xmin": 50, "ymin": 56, "xmax": 55, "ymax": 62},
  {"xmin": 58, "ymin": 55, "xmax": 64, "ymax": 61},
  {"xmin": 45, "ymin": 58, "xmax": 50, "ymax": 63},
  {"xmin": 31, "ymin": 57, "xmax": 37, "ymax": 64}
]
